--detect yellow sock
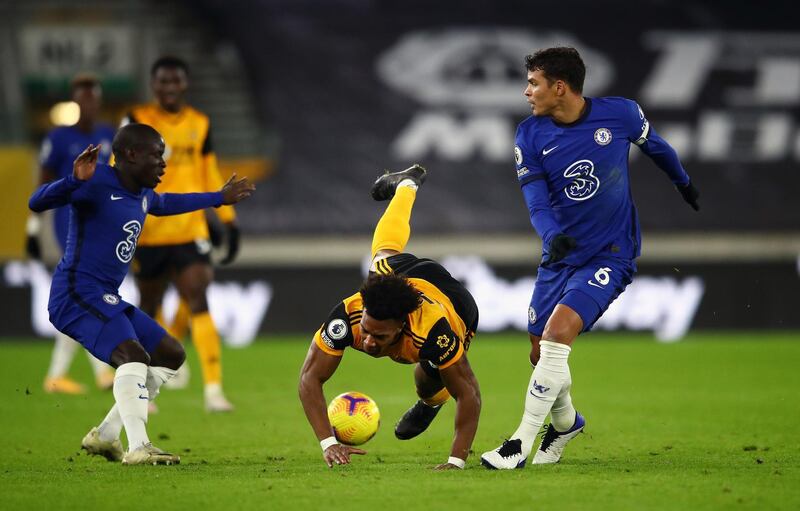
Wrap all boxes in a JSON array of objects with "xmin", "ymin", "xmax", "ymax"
[
  {"xmin": 371, "ymin": 185, "xmax": 416, "ymax": 258},
  {"xmin": 190, "ymin": 311, "xmax": 222, "ymax": 385},
  {"xmin": 422, "ymin": 387, "xmax": 451, "ymax": 407},
  {"xmin": 168, "ymin": 299, "xmax": 191, "ymax": 340}
]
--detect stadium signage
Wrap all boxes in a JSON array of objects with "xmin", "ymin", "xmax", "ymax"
[{"xmin": 378, "ymin": 30, "xmax": 800, "ymax": 164}]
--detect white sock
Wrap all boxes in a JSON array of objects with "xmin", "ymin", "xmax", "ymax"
[
  {"xmin": 550, "ymin": 384, "xmax": 577, "ymax": 432},
  {"xmin": 98, "ymin": 366, "xmax": 176, "ymax": 443},
  {"xmin": 86, "ymin": 352, "xmax": 110, "ymax": 378},
  {"xmin": 98, "ymin": 403, "xmax": 123, "ymax": 443},
  {"xmin": 46, "ymin": 332, "xmax": 78, "ymax": 379},
  {"xmin": 398, "ymin": 178, "xmax": 418, "ymax": 191},
  {"xmin": 146, "ymin": 366, "xmax": 177, "ymax": 402},
  {"xmin": 113, "ymin": 362, "xmax": 150, "ymax": 451},
  {"xmin": 511, "ymin": 340, "xmax": 572, "ymax": 456}
]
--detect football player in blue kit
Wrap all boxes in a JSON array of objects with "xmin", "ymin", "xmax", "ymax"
[
  {"xmin": 481, "ymin": 47, "xmax": 699, "ymax": 469},
  {"xmin": 28, "ymin": 123, "xmax": 255, "ymax": 465},
  {"xmin": 26, "ymin": 74, "xmax": 116, "ymax": 395}
]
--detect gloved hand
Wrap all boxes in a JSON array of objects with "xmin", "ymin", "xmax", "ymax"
[
  {"xmin": 206, "ymin": 213, "xmax": 225, "ymax": 248},
  {"xmin": 220, "ymin": 223, "xmax": 240, "ymax": 265},
  {"xmin": 26, "ymin": 235, "xmax": 42, "ymax": 260},
  {"xmin": 544, "ymin": 234, "xmax": 577, "ymax": 266},
  {"xmin": 676, "ymin": 180, "xmax": 700, "ymax": 211}
]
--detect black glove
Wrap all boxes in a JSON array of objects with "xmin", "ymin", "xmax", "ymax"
[
  {"xmin": 676, "ymin": 180, "xmax": 700, "ymax": 211},
  {"xmin": 25, "ymin": 235, "xmax": 42, "ymax": 260},
  {"xmin": 544, "ymin": 234, "xmax": 577, "ymax": 266},
  {"xmin": 207, "ymin": 216, "xmax": 225, "ymax": 248},
  {"xmin": 220, "ymin": 223, "xmax": 240, "ymax": 265}
]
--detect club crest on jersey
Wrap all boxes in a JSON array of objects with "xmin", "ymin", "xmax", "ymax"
[
  {"xmin": 142, "ymin": 197, "xmax": 148, "ymax": 213},
  {"xmin": 326, "ymin": 319, "xmax": 348, "ymax": 341},
  {"xmin": 594, "ymin": 128, "xmax": 612, "ymax": 146},
  {"xmin": 528, "ymin": 306, "xmax": 537, "ymax": 324},
  {"xmin": 514, "ymin": 146, "xmax": 523, "ymax": 165},
  {"xmin": 103, "ymin": 294, "xmax": 119, "ymax": 305}
]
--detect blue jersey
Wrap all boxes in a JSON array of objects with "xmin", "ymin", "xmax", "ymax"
[
  {"xmin": 29, "ymin": 163, "xmax": 223, "ymax": 326},
  {"xmin": 40, "ymin": 124, "xmax": 115, "ymax": 252},
  {"xmin": 515, "ymin": 97, "xmax": 689, "ymax": 267}
]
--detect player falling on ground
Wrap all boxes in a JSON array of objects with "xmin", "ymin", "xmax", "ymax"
[
  {"xmin": 481, "ymin": 47, "xmax": 700, "ymax": 469},
  {"xmin": 26, "ymin": 74, "xmax": 115, "ymax": 394},
  {"xmin": 122, "ymin": 56, "xmax": 240, "ymax": 412},
  {"xmin": 28, "ymin": 123, "xmax": 255, "ymax": 465},
  {"xmin": 299, "ymin": 165, "xmax": 481, "ymax": 470}
]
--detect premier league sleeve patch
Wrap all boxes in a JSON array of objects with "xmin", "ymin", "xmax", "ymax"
[{"xmin": 317, "ymin": 302, "xmax": 354, "ymax": 351}]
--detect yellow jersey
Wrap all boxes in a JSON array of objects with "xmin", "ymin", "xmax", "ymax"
[
  {"xmin": 124, "ymin": 104, "xmax": 235, "ymax": 246},
  {"xmin": 314, "ymin": 253, "xmax": 479, "ymax": 370}
]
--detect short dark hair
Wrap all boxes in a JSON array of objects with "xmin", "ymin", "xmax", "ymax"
[
  {"xmin": 112, "ymin": 123, "xmax": 162, "ymax": 159},
  {"xmin": 359, "ymin": 273, "xmax": 422, "ymax": 322},
  {"xmin": 150, "ymin": 56, "xmax": 189, "ymax": 77},
  {"xmin": 525, "ymin": 47, "xmax": 586, "ymax": 94}
]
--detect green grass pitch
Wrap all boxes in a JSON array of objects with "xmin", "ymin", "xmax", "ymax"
[{"xmin": 1, "ymin": 332, "xmax": 799, "ymax": 510}]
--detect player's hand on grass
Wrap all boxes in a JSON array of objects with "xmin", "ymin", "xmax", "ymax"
[
  {"xmin": 323, "ymin": 444, "xmax": 366, "ymax": 468},
  {"xmin": 220, "ymin": 173, "xmax": 256, "ymax": 205},
  {"xmin": 220, "ymin": 223, "xmax": 240, "ymax": 265},
  {"xmin": 544, "ymin": 233, "xmax": 577, "ymax": 266},
  {"xmin": 432, "ymin": 462, "xmax": 462, "ymax": 471},
  {"xmin": 676, "ymin": 180, "xmax": 700, "ymax": 211},
  {"xmin": 73, "ymin": 144, "xmax": 101, "ymax": 181}
]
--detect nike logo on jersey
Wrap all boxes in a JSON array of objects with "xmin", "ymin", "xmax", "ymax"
[
  {"xmin": 542, "ymin": 145, "xmax": 559, "ymax": 155},
  {"xmin": 110, "ymin": 194, "xmax": 124, "ymax": 201},
  {"xmin": 587, "ymin": 280, "xmax": 605, "ymax": 289}
]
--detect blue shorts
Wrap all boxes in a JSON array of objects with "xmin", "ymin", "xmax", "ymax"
[
  {"xmin": 528, "ymin": 255, "xmax": 636, "ymax": 336},
  {"xmin": 50, "ymin": 289, "xmax": 166, "ymax": 364}
]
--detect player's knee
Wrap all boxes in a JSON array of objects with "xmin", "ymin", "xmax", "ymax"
[
  {"xmin": 110, "ymin": 340, "xmax": 151, "ymax": 367},
  {"xmin": 151, "ymin": 336, "xmax": 185, "ymax": 370}
]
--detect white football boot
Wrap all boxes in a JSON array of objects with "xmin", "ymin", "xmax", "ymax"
[
  {"xmin": 480, "ymin": 438, "xmax": 528, "ymax": 470},
  {"xmin": 204, "ymin": 383, "xmax": 234, "ymax": 413},
  {"xmin": 532, "ymin": 411, "xmax": 586, "ymax": 464},
  {"xmin": 81, "ymin": 427, "xmax": 123, "ymax": 462},
  {"xmin": 122, "ymin": 443, "xmax": 180, "ymax": 465}
]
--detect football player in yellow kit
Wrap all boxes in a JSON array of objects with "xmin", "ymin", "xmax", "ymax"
[
  {"xmin": 299, "ymin": 165, "xmax": 482, "ymax": 470},
  {"xmin": 123, "ymin": 56, "xmax": 238, "ymax": 412}
]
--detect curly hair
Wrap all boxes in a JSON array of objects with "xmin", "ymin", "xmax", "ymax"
[
  {"xmin": 525, "ymin": 47, "xmax": 585, "ymax": 94},
  {"xmin": 359, "ymin": 273, "xmax": 422, "ymax": 321}
]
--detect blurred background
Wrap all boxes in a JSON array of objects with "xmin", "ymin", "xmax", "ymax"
[{"xmin": 0, "ymin": 0, "xmax": 798, "ymax": 344}]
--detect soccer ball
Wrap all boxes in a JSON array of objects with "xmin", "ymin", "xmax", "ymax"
[{"xmin": 327, "ymin": 391, "xmax": 381, "ymax": 446}]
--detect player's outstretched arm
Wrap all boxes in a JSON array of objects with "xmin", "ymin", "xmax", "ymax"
[
  {"xmin": 150, "ymin": 174, "xmax": 256, "ymax": 217},
  {"xmin": 436, "ymin": 355, "xmax": 481, "ymax": 470},
  {"xmin": 299, "ymin": 342, "xmax": 366, "ymax": 467}
]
